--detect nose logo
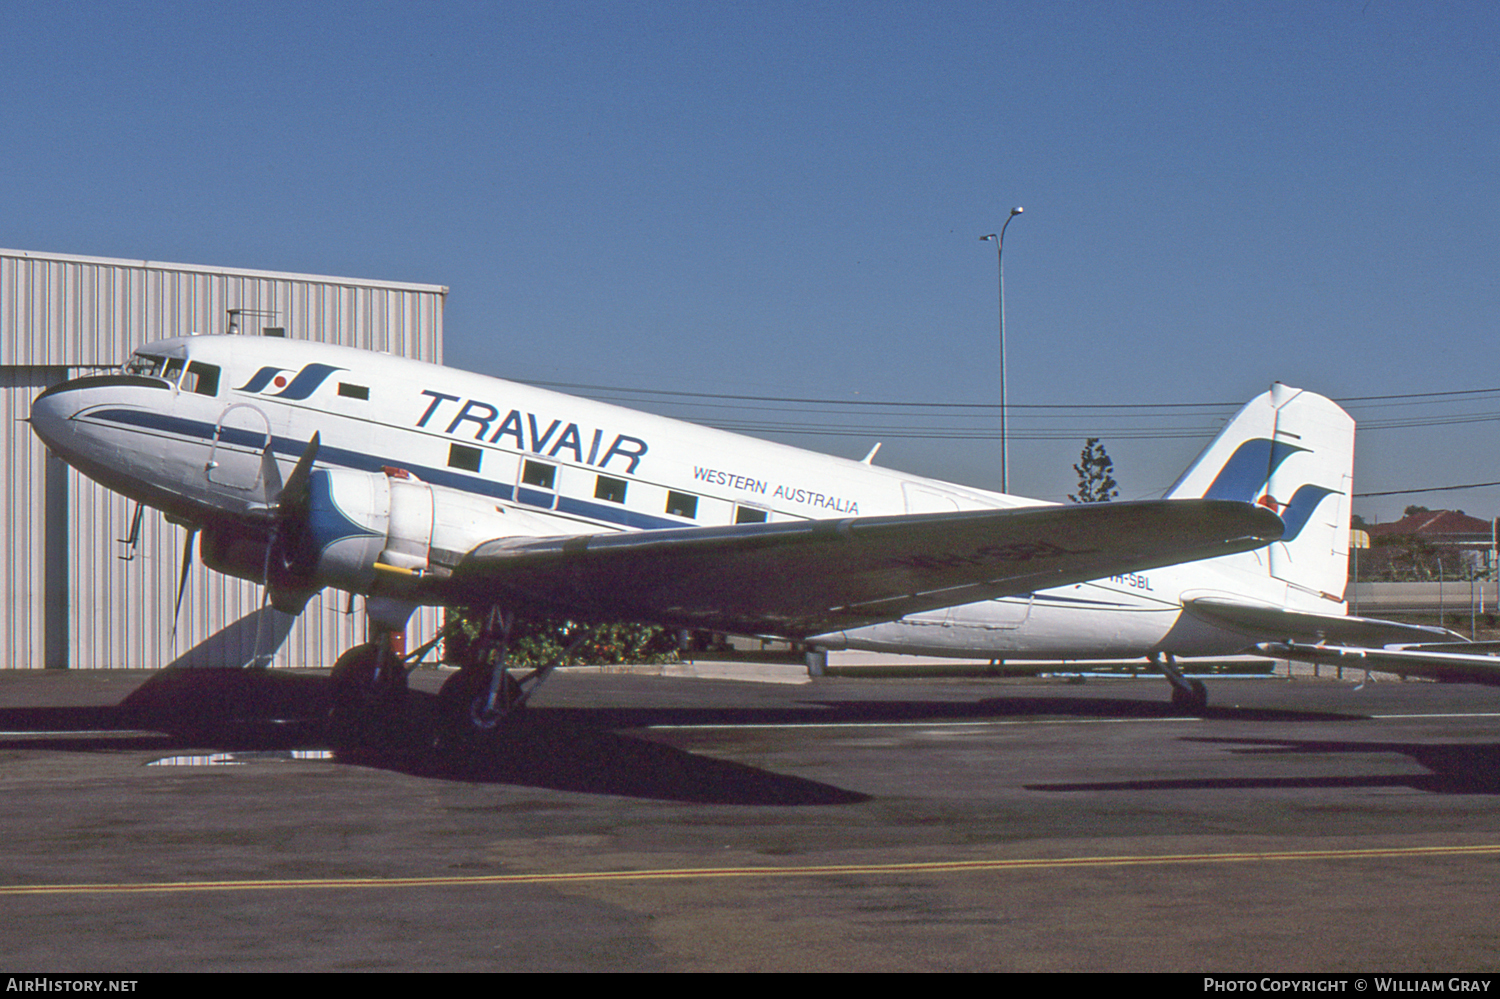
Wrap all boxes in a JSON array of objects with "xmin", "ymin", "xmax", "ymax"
[{"xmin": 235, "ymin": 363, "xmax": 345, "ymax": 401}]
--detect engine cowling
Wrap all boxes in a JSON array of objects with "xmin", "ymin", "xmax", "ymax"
[{"xmin": 301, "ymin": 467, "xmax": 520, "ymax": 596}]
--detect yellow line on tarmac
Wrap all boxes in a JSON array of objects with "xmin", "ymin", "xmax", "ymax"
[{"xmin": 3, "ymin": 843, "xmax": 1499, "ymax": 897}]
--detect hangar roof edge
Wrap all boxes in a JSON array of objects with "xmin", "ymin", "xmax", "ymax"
[{"xmin": 0, "ymin": 247, "xmax": 449, "ymax": 296}]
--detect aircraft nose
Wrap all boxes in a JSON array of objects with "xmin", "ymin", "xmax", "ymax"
[
  {"xmin": 29, "ymin": 377, "xmax": 96, "ymax": 458},
  {"xmin": 29, "ymin": 383, "xmax": 73, "ymax": 449}
]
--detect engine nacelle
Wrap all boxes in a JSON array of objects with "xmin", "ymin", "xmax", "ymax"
[{"xmin": 299, "ymin": 467, "xmax": 514, "ymax": 599}]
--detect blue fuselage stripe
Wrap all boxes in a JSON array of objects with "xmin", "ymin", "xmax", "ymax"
[{"xmin": 85, "ymin": 407, "xmax": 678, "ymax": 532}]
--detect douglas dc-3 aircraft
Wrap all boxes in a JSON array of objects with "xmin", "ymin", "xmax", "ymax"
[{"xmin": 27, "ymin": 333, "xmax": 1437, "ymax": 746}]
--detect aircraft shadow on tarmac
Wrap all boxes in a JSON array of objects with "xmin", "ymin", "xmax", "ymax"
[
  {"xmin": 0, "ymin": 667, "xmax": 1381, "ymax": 804},
  {"xmin": 1026, "ymin": 735, "xmax": 1500, "ymax": 796},
  {"xmin": 0, "ymin": 669, "xmax": 866, "ymax": 806}
]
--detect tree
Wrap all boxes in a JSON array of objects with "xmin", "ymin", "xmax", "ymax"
[{"xmin": 1070, "ymin": 438, "xmax": 1118, "ymax": 504}]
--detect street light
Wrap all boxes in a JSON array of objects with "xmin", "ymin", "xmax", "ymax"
[{"xmin": 981, "ymin": 206, "xmax": 1023, "ymax": 492}]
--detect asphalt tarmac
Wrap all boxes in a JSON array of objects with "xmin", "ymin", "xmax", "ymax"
[{"xmin": 2, "ymin": 666, "xmax": 1499, "ymax": 972}]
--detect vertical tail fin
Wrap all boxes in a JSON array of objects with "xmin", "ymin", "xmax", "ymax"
[{"xmin": 1166, "ymin": 383, "xmax": 1354, "ymax": 610}]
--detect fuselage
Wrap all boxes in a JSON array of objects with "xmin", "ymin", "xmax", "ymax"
[{"xmin": 30, "ymin": 334, "xmax": 1274, "ymax": 659}]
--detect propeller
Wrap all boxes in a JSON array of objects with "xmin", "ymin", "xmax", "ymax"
[
  {"xmin": 250, "ymin": 432, "xmax": 321, "ymax": 665},
  {"xmin": 167, "ymin": 433, "xmax": 322, "ymax": 659},
  {"xmin": 261, "ymin": 433, "xmax": 322, "ymax": 613}
]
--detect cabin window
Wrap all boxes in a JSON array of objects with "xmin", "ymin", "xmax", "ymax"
[
  {"xmin": 521, "ymin": 460, "xmax": 555, "ymax": 489},
  {"xmin": 595, "ymin": 475, "xmax": 627, "ymax": 504},
  {"xmin": 338, "ymin": 382, "xmax": 369, "ymax": 400},
  {"xmin": 735, "ymin": 506, "xmax": 768, "ymax": 524},
  {"xmin": 665, "ymin": 491, "xmax": 698, "ymax": 519},
  {"xmin": 182, "ymin": 361, "xmax": 221, "ymax": 396},
  {"xmin": 448, "ymin": 443, "xmax": 482, "ymax": 473}
]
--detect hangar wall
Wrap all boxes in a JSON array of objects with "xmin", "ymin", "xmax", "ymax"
[{"xmin": 0, "ymin": 248, "xmax": 447, "ymax": 669}]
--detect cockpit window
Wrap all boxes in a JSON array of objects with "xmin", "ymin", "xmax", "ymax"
[
  {"xmin": 123, "ymin": 352, "xmax": 217, "ymax": 395},
  {"xmin": 124, "ymin": 353, "xmax": 169, "ymax": 378},
  {"xmin": 182, "ymin": 361, "xmax": 221, "ymax": 396}
]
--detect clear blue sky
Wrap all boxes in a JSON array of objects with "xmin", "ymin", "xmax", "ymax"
[{"xmin": 3, "ymin": 1, "xmax": 1496, "ymax": 522}]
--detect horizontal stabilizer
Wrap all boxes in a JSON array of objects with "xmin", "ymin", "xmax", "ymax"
[
  {"xmin": 448, "ymin": 499, "xmax": 1283, "ymax": 638},
  {"xmin": 1399, "ymin": 640, "xmax": 1500, "ymax": 655},
  {"xmin": 1183, "ymin": 596, "xmax": 1454, "ymax": 646},
  {"xmin": 1259, "ymin": 641, "xmax": 1500, "ymax": 687}
]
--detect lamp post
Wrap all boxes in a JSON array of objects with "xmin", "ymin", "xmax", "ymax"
[{"xmin": 981, "ymin": 206, "xmax": 1023, "ymax": 493}]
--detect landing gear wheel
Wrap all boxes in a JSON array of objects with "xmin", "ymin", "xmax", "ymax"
[
  {"xmin": 437, "ymin": 667, "xmax": 523, "ymax": 751},
  {"xmin": 1170, "ymin": 678, "xmax": 1208, "ymax": 712},
  {"xmin": 327, "ymin": 642, "xmax": 410, "ymax": 749}
]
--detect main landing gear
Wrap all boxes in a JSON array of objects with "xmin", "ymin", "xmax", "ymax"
[
  {"xmin": 327, "ymin": 633, "xmax": 413, "ymax": 748},
  {"xmin": 325, "ymin": 605, "xmax": 592, "ymax": 753},
  {"xmin": 1149, "ymin": 651, "xmax": 1208, "ymax": 712},
  {"xmin": 434, "ymin": 606, "xmax": 591, "ymax": 751}
]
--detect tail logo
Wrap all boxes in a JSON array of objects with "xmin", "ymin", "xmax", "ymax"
[
  {"xmin": 1204, "ymin": 438, "xmax": 1308, "ymax": 502},
  {"xmin": 1207, "ymin": 439, "xmax": 1340, "ymax": 542},
  {"xmin": 1261, "ymin": 484, "xmax": 1339, "ymax": 541}
]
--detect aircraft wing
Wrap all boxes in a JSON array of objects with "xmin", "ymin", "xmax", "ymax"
[
  {"xmin": 1183, "ymin": 596, "xmax": 1455, "ymax": 646},
  {"xmin": 445, "ymin": 499, "xmax": 1283, "ymax": 637},
  {"xmin": 1258, "ymin": 641, "xmax": 1500, "ymax": 687}
]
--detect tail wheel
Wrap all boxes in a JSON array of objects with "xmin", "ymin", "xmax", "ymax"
[{"xmin": 1170, "ymin": 678, "xmax": 1209, "ymax": 712}]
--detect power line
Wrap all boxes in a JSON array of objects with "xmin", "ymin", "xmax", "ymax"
[
  {"xmin": 1355, "ymin": 481, "xmax": 1500, "ymax": 498},
  {"xmin": 520, "ymin": 377, "xmax": 1500, "ymax": 411},
  {"xmin": 522, "ymin": 379, "xmax": 1238, "ymax": 410},
  {"xmin": 527, "ymin": 374, "xmax": 1500, "ymax": 502},
  {"xmin": 516, "ymin": 376, "xmax": 1500, "ymax": 442}
]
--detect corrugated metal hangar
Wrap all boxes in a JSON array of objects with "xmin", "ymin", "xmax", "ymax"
[{"xmin": 0, "ymin": 247, "xmax": 447, "ymax": 668}]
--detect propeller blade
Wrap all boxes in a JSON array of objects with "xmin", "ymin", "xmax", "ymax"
[
  {"xmin": 258, "ymin": 443, "xmax": 285, "ymax": 505},
  {"xmin": 252, "ymin": 545, "xmax": 274, "ymax": 667},
  {"xmin": 169, "ymin": 526, "xmax": 199, "ymax": 648},
  {"xmin": 277, "ymin": 432, "xmax": 321, "ymax": 514},
  {"xmin": 261, "ymin": 433, "xmax": 322, "ymax": 618}
]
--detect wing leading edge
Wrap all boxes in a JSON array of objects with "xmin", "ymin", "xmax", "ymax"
[{"xmin": 445, "ymin": 499, "xmax": 1284, "ymax": 637}]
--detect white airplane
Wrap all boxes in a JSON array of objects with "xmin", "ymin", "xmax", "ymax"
[
  {"xmin": 23, "ymin": 334, "xmax": 1412, "ymax": 746},
  {"xmin": 817, "ymin": 382, "xmax": 1451, "ymax": 699}
]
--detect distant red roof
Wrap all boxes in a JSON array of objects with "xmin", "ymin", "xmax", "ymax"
[{"xmin": 1366, "ymin": 510, "xmax": 1493, "ymax": 539}]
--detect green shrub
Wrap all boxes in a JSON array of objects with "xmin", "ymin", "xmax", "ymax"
[{"xmin": 445, "ymin": 610, "xmax": 680, "ymax": 668}]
